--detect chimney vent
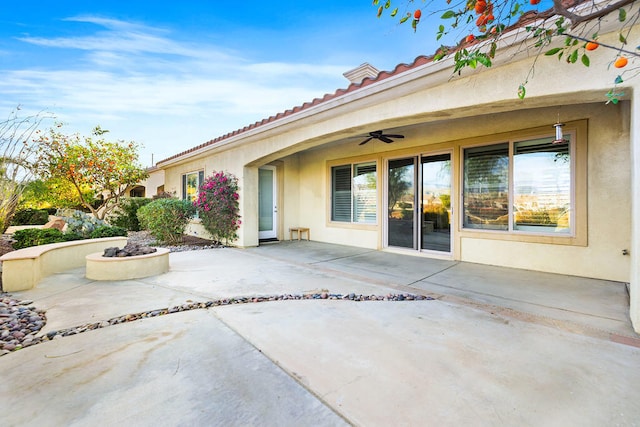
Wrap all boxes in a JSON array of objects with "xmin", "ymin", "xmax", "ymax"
[{"xmin": 343, "ymin": 63, "xmax": 380, "ymax": 84}]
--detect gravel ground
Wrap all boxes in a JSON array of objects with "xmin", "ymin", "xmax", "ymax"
[
  {"xmin": 1, "ymin": 292, "xmax": 431, "ymax": 356},
  {"xmin": 126, "ymin": 231, "xmax": 221, "ymax": 252}
]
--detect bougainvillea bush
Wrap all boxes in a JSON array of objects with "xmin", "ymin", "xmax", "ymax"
[{"xmin": 193, "ymin": 171, "xmax": 241, "ymax": 245}]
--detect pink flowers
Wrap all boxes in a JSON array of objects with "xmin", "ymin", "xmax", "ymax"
[{"xmin": 193, "ymin": 171, "xmax": 241, "ymax": 244}]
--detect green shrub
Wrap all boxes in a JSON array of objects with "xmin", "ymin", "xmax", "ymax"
[
  {"xmin": 137, "ymin": 198, "xmax": 196, "ymax": 244},
  {"xmin": 109, "ymin": 197, "xmax": 153, "ymax": 231},
  {"xmin": 12, "ymin": 228, "xmax": 83, "ymax": 249},
  {"xmin": 10, "ymin": 209, "xmax": 50, "ymax": 226},
  {"xmin": 90, "ymin": 225, "xmax": 127, "ymax": 238}
]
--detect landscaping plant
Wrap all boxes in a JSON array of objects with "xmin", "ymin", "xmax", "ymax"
[
  {"xmin": 10, "ymin": 208, "xmax": 49, "ymax": 226},
  {"xmin": 18, "ymin": 177, "xmax": 96, "ymax": 211},
  {"xmin": 57, "ymin": 209, "xmax": 109, "ymax": 238},
  {"xmin": 109, "ymin": 197, "xmax": 152, "ymax": 231},
  {"xmin": 34, "ymin": 125, "xmax": 149, "ymax": 220},
  {"xmin": 0, "ymin": 108, "xmax": 54, "ymax": 233},
  {"xmin": 193, "ymin": 171, "xmax": 241, "ymax": 245},
  {"xmin": 137, "ymin": 198, "xmax": 196, "ymax": 244},
  {"xmin": 12, "ymin": 228, "xmax": 82, "ymax": 250},
  {"xmin": 89, "ymin": 225, "xmax": 127, "ymax": 239}
]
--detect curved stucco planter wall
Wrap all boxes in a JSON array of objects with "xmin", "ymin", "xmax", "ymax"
[
  {"xmin": 85, "ymin": 248, "xmax": 170, "ymax": 281},
  {"xmin": 0, "ymin": 237, "xmax": 128, "ymax": 292}
]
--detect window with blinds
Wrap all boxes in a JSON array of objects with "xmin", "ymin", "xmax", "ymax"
[
  {"xmin": 463, "ymin": 135, "xmax": 572, "ymax": 234},
  {"xmin": 331, "ymin": 162, "xmax": 377, "ymax": 223},
  {"xmin": 463, "ymin": 143, "xmax": 509, "ymax": 230},
  {"xmin": 332, "ymin": 166, "xmax": 351, "ymax": 222}
]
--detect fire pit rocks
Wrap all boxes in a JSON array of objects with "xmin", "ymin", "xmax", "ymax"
[{"xmin": 103, "ymin": 243, "xmax": 157, "ymax": 257}]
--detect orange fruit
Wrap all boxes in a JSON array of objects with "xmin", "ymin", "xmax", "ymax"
[
  {"xmin": 530, "ymin": 0, "xmax": 541, "ymax": 4},
  {"xmin": 475, "ymin": 1, "xmax": 487, "ymax": 14},
  {"xmin": 614, "ymin": 56, "xmax": 628, "ymax": 68},
  {"xmin": 465, "ymin": 34, "xmax": 475, "ymax": 43},
  {"xmin": 414, "ymin": 9, "xmax": 422, "ymax": 20},
  {"xmin": 585, "ymin": 41, "xmax": 599, "ymax": 51},
  {"xmin": 476, "ymin": 15, "xmax": 488, "ymax": 26}
]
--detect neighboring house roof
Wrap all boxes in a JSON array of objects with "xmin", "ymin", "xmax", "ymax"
[{"xmin": 158, "ymin": 2, "xmax": 583, "ymax": 165}]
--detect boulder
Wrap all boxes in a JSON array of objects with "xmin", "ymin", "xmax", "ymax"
[
  {"xmin": 103, "ymin": 247, "xmax": 120, "ymax": 257},
  {"xmin": 42, "ymin": 218, "xmax": 66, "ymax": 231}
]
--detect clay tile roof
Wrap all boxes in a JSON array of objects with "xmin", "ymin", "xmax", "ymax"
[{"xmin": 159, "ymin": 4, "xmax": 575, "ymax": 165}]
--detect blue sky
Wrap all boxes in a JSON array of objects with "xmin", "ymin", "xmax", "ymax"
[{"xmin": 0, "ymin": 1, "xmax": 442, "ymax": 166}]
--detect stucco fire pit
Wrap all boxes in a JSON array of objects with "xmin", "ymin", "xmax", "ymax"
[{"xmin": 85, "ymin": 247, "xmax": 170, "ymax": 281}]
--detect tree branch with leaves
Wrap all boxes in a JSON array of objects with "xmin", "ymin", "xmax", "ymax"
[
  {"xmin": 34, "ymin": 126, "xmax": 149, "ymax": 220},
  {"xmin": 375, "ymin": 0, "xmax": 639, "ymax": 103},
  {"xmin": 0, "ymin": 107, "xmax": 54, "ymax": 232}
]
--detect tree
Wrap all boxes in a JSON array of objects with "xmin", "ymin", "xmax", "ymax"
[
  {"xmin": 35, "ymin": 126, "xmax": 149, "ymax": 220},
  {"xmin": 18, "ymin": 177, "xmax": 96, "ymax": 210},
  {"xmin": 375, "ymin": 0, "xmax": 639, "ymax": 103},
  {"xmin": 0, "ymin": 108, "xmax": 53, "ymax": 232}
]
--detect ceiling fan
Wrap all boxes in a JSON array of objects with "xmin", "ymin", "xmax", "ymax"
[{"xmin": 358, "ymin": 130, "xmax": 405, "ymax": 145}]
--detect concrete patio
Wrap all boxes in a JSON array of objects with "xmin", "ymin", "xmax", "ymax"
[{"xmin": 1, "ymin": 241, "xmax": 639, "ymax": 426}]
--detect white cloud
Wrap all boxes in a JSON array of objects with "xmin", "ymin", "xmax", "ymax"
[
  {"xmin": 19, "ymin": 16, "xmax": 214, "ymax": 59},
  {"xmin": 3, "ymin": 16, "xmax": 352, "ymax": 164}
]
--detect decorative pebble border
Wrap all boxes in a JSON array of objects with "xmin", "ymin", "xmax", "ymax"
[{"xmin": 0, "ymin": 292, "xmax": 433, "ymax": 356}]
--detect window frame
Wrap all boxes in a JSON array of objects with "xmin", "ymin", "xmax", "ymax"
[
  {"xmin": 459, "ymin": 121, "xmax": 587, "ymax": 246},
  {"xmin": 329, "ymin": 160, "xmax": 378, "ymax": 226},
  {"xmin": 182, "ymin": 170, "xmax": 204, "ymax": 203}
]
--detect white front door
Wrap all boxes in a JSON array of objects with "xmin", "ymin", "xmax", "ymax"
[{"xmin": 258, "ymin": 166, "xmax": 277, "ymax": 240}]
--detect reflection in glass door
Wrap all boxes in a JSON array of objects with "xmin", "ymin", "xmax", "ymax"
[
  {"xmin": 421, "ymin": 154, "xmax": 451, "ymax": 253},
  {"xmin": 387, "ymin": 158, "xmax": 416, "ymax": 248},
  {"xmin": 258, "ymin": 166, "xmax": 277, "ymax": 240},
  {"xmin": 386, "ymin": 153, "xmax": 452, "ymax": 253}
]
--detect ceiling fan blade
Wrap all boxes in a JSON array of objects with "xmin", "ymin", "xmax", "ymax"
[
  {"xmin": 384, "ymin": 134, "xmax": 404, "ymax": 139},
  {"xmin": 379, "ymin": 135, "xmax": 394, "ymax": 143},
  {"xmin": 359, "ymin": 137, "xmax": 374, "ymax": 145}
]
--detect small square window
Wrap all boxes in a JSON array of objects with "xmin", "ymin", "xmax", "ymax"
[{"xmin": 331, "ymin": 162, "xmax": 377, "ymax": 224}]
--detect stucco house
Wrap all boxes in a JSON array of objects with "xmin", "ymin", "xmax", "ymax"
[
  {"xmin": 149, "ymin": 7, "xmax": 640, "ymax": 332},
  {"xmin": 130, "ymin": 166, "xmax": 165, "ymax": 198}
]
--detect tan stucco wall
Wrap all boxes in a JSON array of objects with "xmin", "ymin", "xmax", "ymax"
[
  {"xmin": 157, "ymin": 24, "xmax": 636, "ymax": 286},
  {"xmin": 291, "ymin": 102, "xmax": 630, "ymax": 282},
  {"xmin": 630, "ymin": 87, "xmax": 640, "ymax": 332},
  {"xmin": 139, "ymin": 168, "xmax": 165, "ymax": 197},
  {"xmin": 459, "ymin": 104, "xmax": 631, "ymax": 281}
]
